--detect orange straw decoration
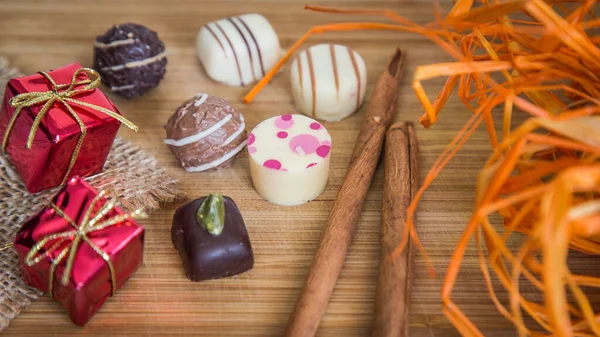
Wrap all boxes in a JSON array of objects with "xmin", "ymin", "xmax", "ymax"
[{"xmin": 244, "ymin": 1, "xmax": 600, "ymax": 335}]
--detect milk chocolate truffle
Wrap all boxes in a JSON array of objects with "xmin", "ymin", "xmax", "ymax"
[
  {"xmin": 93, "ymin": 23, "xmax": 167, "ymax": 98},
  {"xmin": 164, "ymin": 94, "xmax": 247, "ymax": 172},
  {"xmin": 171, "ymin": 194, "xmax": 254, "ymax": 281}
]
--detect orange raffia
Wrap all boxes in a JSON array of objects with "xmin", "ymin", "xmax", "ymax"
[{"xmin": 244, "ymin": 0, "xmax": 600, "ymax": 335}]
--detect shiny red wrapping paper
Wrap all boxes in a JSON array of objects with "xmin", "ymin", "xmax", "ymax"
[
  {"xmin": 0, "ymin": 62, "xmax": 121, "ymax": 193},
  {"xmin": 14, "ymin": 177, "xmax": 145, "ymax": 326}
]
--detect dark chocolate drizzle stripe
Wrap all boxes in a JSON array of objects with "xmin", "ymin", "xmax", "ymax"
[
  {"xmin": 236, "ymin": 16, "xmax": 265, "ymax": 78},
  {"xmin": 227, "ymin": 18, "xmax": 256, "ymax": 82},
  {"xmin": 215, "ymin": 21, "xmax": 244, "ymax": 86},
  {"xmin": 205, "ymin": 24, "xmax": 227, "ymax": 58},
  {"xmin": 296, "ymin": 54, "xmax": 304, "ymax": 98},
  {"xmin": 306, "ymin": 48, "xmax": 317, "ymax": 117},
  {"xmin": 330, "ymin": 44, "xmax": 340, "ymax": 101},
  {"xmin": 347, "ymin": 47, "xmax": 361, "ymax": 111}
]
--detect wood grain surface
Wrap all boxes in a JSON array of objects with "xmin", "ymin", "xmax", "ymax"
[{"xmin": 0, "ymin": 0, "xmax": 542, "ymax": 336}]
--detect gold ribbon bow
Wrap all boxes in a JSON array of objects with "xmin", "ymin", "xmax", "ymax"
[
  {"xmin": 24, "ymin": 190, "xmax": 146, "ymax": 298},
  {"xmin": 2, "ymin": 68, "xmax": 139, "ymax": 185}
]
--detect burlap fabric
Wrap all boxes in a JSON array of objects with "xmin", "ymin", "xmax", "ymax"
[{"xmin": 0, "ymin": 58, "xmax": 185, "ymax": 331}]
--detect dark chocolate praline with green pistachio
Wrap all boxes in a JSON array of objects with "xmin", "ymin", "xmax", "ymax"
[{"xmin": 171, "ymin": 194, "xmax": 254, "ymax": 281}]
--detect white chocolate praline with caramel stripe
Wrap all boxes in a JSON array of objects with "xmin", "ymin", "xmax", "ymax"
[
  {"xmin": 248, "ymin": 114, "xmax": 332, "ymax": 206},
  {"xmin": 290, "ymin": 44, "xmax": 367, "ymax": 122}
]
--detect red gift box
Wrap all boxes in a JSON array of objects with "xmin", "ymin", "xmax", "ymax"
[
  {"xmin": 0, "ymin": 62, "xmax": 137, "ymax": 193},
  {"xmin": 14, "ymin": 176, "xmax": 145, "ymax": 326}
]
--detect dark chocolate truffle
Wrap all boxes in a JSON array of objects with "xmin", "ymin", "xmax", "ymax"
[
  {"xmin": 93, "ymin": 23, "xmax": 167, "ymax": 98},
  {"xmin": 163, "ymin": 94, "xmax": 247, "ymax": 172},
  {"xmin": 171, "ymin": 195, "xmax": 254, "ymax": 281}
]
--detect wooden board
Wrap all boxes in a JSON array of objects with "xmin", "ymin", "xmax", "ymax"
[{"xmin": 0, "ymin": 0, "xmax": 538, "ymax": 335}]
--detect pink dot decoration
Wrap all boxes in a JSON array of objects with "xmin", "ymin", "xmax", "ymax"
[
  {"xmin": 310, "ymin": 122, "xmax": 322, "ymax": 130},
  {"xmin": 316, "ymin": 145, "xmax": 331, "ymax": 158},
  {"xmin": 321, "ymin": 140, "xmax": 331, "ymax": 147},
  {"xmin": 277, "ymin": 131, "xmax": 288, "ymax": 139},
  {"xmin": 281, "ymin": 168, "xmax": 289, "ymax": 172},
  {"xmin": 248, "ymin": 133, "xmax": 255, "ymax": 145},
  {"xmin": 307, "ymin": 163, "xmax": 317, "ymax": 168},
  {"xmin": 248, "ymin": 146, "xmax": 257, "ymax": 154},
  {"xmin": 275, "ymin": 115, "xmax": 294, "ymax": 129},
  {"xmin": 263, "ymin": 159, "xmax": 282, "ymax": 170},
  {"xmin": 290, "ymin": 134, "xmax": 320, "ymax": 155}
]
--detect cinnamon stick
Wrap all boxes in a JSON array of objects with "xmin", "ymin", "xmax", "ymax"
[
  {"xmin": 285, "ymin": 49, "xmax": 405, "ymax": 337},
  {"xmin": 372, "ymin": 122, "xmax": 419, "ymax": 337}
]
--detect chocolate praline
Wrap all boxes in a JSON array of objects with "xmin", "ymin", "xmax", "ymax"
[
  {"xmin": 93, "ymin": 23, "xmax": 167, "ymax": 98},
  {"xmin": 163, "ymin": 94, "xmax": 247, "ymax": 172},
  {"xmin": 171, "ymin": 195, "xmax": 254, "ymax": 281}
]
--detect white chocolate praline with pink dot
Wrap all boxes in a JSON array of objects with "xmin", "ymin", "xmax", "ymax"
[{"xmin": 248, "ymin": 114, "xmax": 331, "ymax": 206}]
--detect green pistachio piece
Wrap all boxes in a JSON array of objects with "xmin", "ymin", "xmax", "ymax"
[{"xmin": 196, "ymin": 193, "xmax": 225, "ymax": 236}]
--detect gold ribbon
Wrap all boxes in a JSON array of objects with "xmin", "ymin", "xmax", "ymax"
[
  {"xmin": 2, "ymin": 68, "xmax": 139, "ymax": 185},
  {"xmin": 24, "ymin": 190, "xmax": 146, "ymax": 298},
  {"xmin": 0, "ymin": 242, "xmax": 13, "ymax": 252}
]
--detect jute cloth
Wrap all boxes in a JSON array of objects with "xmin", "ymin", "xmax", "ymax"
[{"xmin": 0, "ymin": 57, "xmax": 185, "ymax": 331}]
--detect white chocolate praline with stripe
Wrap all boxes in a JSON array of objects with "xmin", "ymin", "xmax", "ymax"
[
  {"xmin": 290, "ymin": 44, "xmax": 367, "ymax": 122},
  {"xmin": 197, "ymin": 13, "xmax": 281, "ymax": 87},
  {"xmin": 248, "ymin": 114, "xmax": 332, "ymax": 206}
]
